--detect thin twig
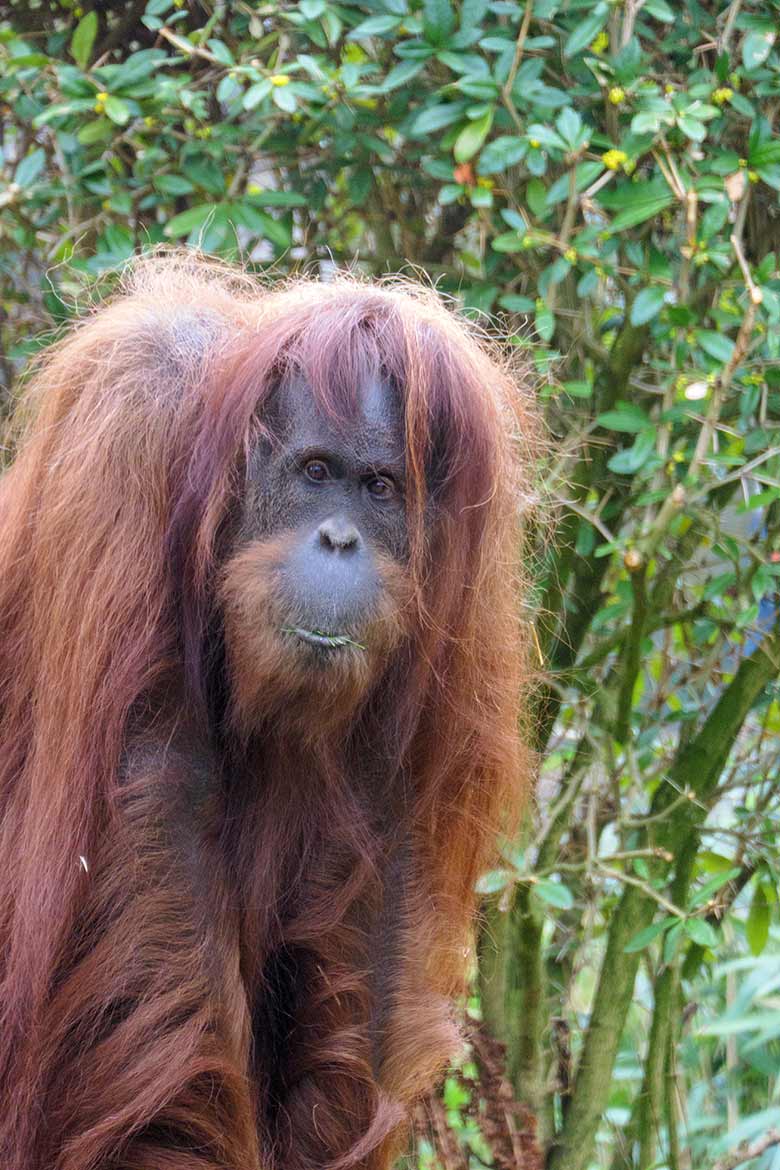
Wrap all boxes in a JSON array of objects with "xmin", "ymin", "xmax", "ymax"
[
  {"xmin": 689, "ymin": 235, "xmax": 762, "ymax": 478},
  {"xmin": 594, "ymin": 863, "xmax": 687, "ymax": 918},
  {"xmin": 713, "ymin": 1128, "xmax": 780, "ymax": 1170},
  {"xmin": 159, "ymin": 26, "xmax": 225, "ymax": 65},
  {"xmin": 501, "ymin": 0, "xmax": 533, "ymax": 133}
]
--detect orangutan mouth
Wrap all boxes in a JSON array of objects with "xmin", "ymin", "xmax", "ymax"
[{"xmin": 281, "ymin": 626, "xmax": 366, "ymax": 651}]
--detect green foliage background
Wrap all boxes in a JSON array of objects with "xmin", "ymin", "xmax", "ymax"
[{"xmin": 2, "ymin": 2, "xmax": 780, "ymax": 1168}]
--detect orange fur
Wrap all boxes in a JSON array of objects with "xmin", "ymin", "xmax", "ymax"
[{"xmin": 0, "ymin": 253, "xmax": 535, "ymax": 1169}]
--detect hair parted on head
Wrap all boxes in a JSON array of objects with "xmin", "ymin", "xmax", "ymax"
[{"xmin": 0, "ymin": 250, "xmax": 537, "ymax": 1170}]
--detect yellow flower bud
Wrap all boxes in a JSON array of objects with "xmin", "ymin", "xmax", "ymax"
[
  {"xmin": 270, "ymin": 74, "xmax": 290, "ymax": 87},
  {"xmin": 602, "ymin": 148, "xmax": 628, "ymax": 171},
  {"xmin": 608, "ymin": 86, "xmax": 625, "ymax": 106}
]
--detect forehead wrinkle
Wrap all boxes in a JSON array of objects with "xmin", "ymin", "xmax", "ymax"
[{"xmin": 274, "ymin": 375, "xmax": 405, "ymax": 472}]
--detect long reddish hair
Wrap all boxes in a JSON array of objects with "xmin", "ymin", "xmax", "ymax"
[{"xmin": 0, "ymin": 254, "xmax": 535, "ymax": 1170}]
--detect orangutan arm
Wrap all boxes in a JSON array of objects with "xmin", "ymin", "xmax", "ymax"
[{"xmin": 33, "ymin": 730, "xmax": 261, "ymax": 1170}]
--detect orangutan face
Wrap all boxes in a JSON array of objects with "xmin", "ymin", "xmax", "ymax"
[{"xmin": 220, "ymin": 374, "xmax": 412, "ymax": 727}]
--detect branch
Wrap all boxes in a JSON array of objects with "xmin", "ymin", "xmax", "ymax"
[
  {"xmin": 536, "ymin": 318, "xmax": 650, "ymax": 748},
  {"xmin": 547, "ymin": 627, "xmax": 780, "ymax": 1170},
  {"xmin": 713, "ymin": 1129, "xmax": 780, "ymax": 1170},
  {"xmin": 158, "ymin": 26, "xmax": 225, "ymax": 66},
  {"xmin": 690, "ymin": 232, "xmax": 762, "ymax": 479},
  {"xmin": 615, "ymin": 565, "xmax": 647, "ymax": 743},
  {"xmin": 501, "ymin": 0, "xmax": 533, "ymax": 133}
]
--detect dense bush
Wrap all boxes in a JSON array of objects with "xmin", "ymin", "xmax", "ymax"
[{"xmin": 2, "ymin": 2, "xmax": 780, "ymax": 1168}]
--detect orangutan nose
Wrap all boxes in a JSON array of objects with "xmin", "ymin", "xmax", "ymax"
[{"xmin": 318, "ymin": 516, "xmax": 360, "ymax": 553}]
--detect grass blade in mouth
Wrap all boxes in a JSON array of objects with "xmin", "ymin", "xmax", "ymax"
[{"xmin": 281, "ymin": 626, "xmax": 366, "ymax": 651}]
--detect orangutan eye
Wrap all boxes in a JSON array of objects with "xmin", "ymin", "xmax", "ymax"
[
  {"xmin": 366, "ymin": 476, "xmax": 396, "ymax": 500},
  {"xmin": 303, "ymin": 459, "xmax": 330, "ymax": 483}
]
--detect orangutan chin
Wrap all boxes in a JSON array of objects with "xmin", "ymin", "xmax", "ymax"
[{"xmin": 0, "ymin": 255, "xmax": 533, "ymax": 1170}]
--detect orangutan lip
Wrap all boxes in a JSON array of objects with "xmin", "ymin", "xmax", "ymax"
[{"xmin": 281, "ymin": 626, "xmax": 365, "ymax": 650}]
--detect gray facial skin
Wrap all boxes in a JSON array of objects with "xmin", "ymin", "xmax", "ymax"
[{"xmin": 243, "ymin": 374, "xmax": 408, "ymax": 642}]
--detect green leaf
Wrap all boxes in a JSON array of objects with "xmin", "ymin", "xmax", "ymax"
[
  {"xmin": 410, "ymin": 102, "xmax": 466, "ymax": 135},
  {"xmin": 750, "ymin": 140, "xmax": 780, "ymax": 168},
  {"xmin": 678, "ymin": 115, "xmax": 707, "ymax": 142},
  {"xmin": 182, "ymin": 155, "xmax": 226, "ymax": 196},
  {"xmin": 534, "ymin": 299, "xmax": 555, "ymax": 341},
  {"xmin": 154, "ymin": 174, "xmax": 196, "ymax": 196},
  {"xmin": 492, "ymin": 232, "xmax": 526, "ymax": 252},
  {"xmin": 532, "ymin": 878, "xmax": 574, "ymax": 909},
  {"xmin": 597, "ymin": 404, "xmax": 652, "ymax": 433},
  {"xmin": 499, "ymin": 294, "xmax": 535, "ymax": 313},
  {"xmin": 348, "ymin": 14, "xmax": 402, "ymax": 38},
  {"xmin": 697, "ymin": 330, "xmax": 735, "ymax": 363},
  {"xmin": 624, "ymin": 919, "xmax": 673, "ymax": 953},
  {"xmin": 562, "ymin": 380, "xmax": 593, "ymax": 397},
  {"xmin": 422, "ymin": 0, "xmax": 457, "ymax": 46},
  {"xmin": 14, "ymin": 148, "xmax": 45, "ymax": 188},
  {"xmin": 606, "ymin": 191, "xmax": 675, "ymax": 233},
  {"xmin": 545, "ymin": 161, "xmax": 603, "ymax": 208},
  {"xmin": 663, "ymin": 921, "xmax": 683, "ymax": 963},
  {"xmin": 630, "ymin": 286, "xmax": 666, "ymax": 326},
  {"xmin": 743, "ymin": 30, "xmax": 775, "ymax": 71},
  {"xmin": 756, "ymin": 165, "xmax": 780, "ymax": 190},
  {"xmin": 70, "ymin": 10, "xmax": 98, "ymax": 71},
  {"xmin": 643, "ymin": 0, "xmax": 674, "ymax": 18},
  {"xmin": 607, "ymin": 427, "xmax": 656, "ymax": 473},
  {"xmin": 477, "ymin": 135, "xmax": 525, "ymax": 175},
  {"xmin": 243, "ymin": 80, "xmax": 272, "ymax": 110},
  {"xmin": 453, "ymin": 108, "xmax": 494, "ymax": 163},
  {"xmin": 556, "ymin": 106, "xmax": 586, "ymax": 150},
  {"xmin": 746, "ymin": 882, "xmax": 770, "ymax": 956},
  {"xmin": 381, "ymin": 60, "xmax": 426, "ymax": 91},
  {"xmin": 206, "ymin": 38, "xmax": 235, "ymax": 66},
  {"xmin": 689, "ymin": 868, "xmax": 741, "ymax": 908},
  {"xmin": 683, "ymin": 917, "xmax": 719, "ymax": 948},
  {"xmin": 231, "ymin": 202, "xmax": 291, "ymax": 249},
  {"xmin": 104, "ymin": 96, "xmax": 131, "ymax": 125},
  {"xmin": 110, "ymin": 49, "xmax": 168, "ymax": 91},
  {"xmin": 564, "ymin": 3, "xmax": 608, "ymax": 58},
  {"xmin": 272, "ymin": 84, "xmax": 297, "ymax": 113},
  {"xmin": 526, "ymin": 178, "xmax": 547, "ymax": 219},
  {"xmin": 77, "ymin": 118, "xmax": 114, "ymax": 145},
  {"xmin": 247, "ymin": 190, "xmax": 307, "ymax": 208},
  {"xmin": 470, "ymin": 185, "xmax": 493, "ymax": 207},
  {"xmin": 439, "ymin": 184, "xmax": 464, "ymax": 205},
  {"xmin": 163, "ymin": 203, "xmax": 217, "ymax": 238},
  {"xmin": 526, "ymin": 123, "xmax": 565, "ymax": 151},
  {"xmin": 475, "ymin": 868, "xmax": 513, "ymax": 895},
  {"xmin": 217, "ymin": 75, "xmax": 242, "ymax": 105},
  {"xmin": 33, "ymin": 99, "xmax": 95, "ymax": 127}
]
